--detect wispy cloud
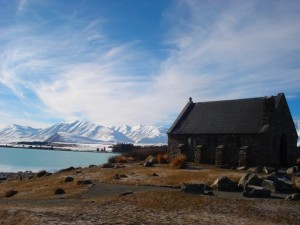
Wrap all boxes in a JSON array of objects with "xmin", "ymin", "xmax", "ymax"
[{"xmin": 0, "ymin": 0, "xmax": 300, "ymax": 127}]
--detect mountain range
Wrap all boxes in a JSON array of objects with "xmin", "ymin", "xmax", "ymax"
[
  {"xmin": 0, "ymin": 121, "xmax": 168, "ymax": 144},
  {"xmin": 0, "ymin": 120, "xmax": 299, "ymax": 146}
]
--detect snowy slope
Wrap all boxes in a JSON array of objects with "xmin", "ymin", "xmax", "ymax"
[
  {"xmin": 32, "ymin": 121, "xmax": 132, "ymax": 143},
  {"xmin": 115, "ymin": 125, "xmax": 167, "ymax": 144},
  {"xmin": 0, "ymin": 125, "xmax": 41, "ymax": 143}
]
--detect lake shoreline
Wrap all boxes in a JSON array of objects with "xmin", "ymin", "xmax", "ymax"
[
  {"xmin": 0, "ymin": 147, "xmax": 117, "ymax": 173},
  {"xmin": 0, "ymin": 144, "xmax": 111, "ymax": 153}
]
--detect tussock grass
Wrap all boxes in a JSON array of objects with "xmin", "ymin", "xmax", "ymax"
[{"xmin": 170, "ymin": 154, "xmax": 187, "ymax": 169}]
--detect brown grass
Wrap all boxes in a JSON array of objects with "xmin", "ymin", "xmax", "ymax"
[
  {"xmin": 155, "ymin": 153, "xmax": 168, "ymax": 164},
  {"xmin": 170, "ymin": 154, "xmax": 187, "ymax": 168}
]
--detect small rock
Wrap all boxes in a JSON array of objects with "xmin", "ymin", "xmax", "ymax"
[
  {"xmin": 120, "ymin": 174, "xmax": 128, "ymax": 178},
  {"xmin": 144, "ymin": 155, "xmax": 155, "ymax": 167},
  {"xmin": 243, "ymin": 185, "xmax": 271, "ymax": 198},
  {"xmin": 152, "ymin": 173, "xmax": 159, "ymax": 177},
  {"xmin": 64, "ymin": 176, "xmax": 74, "ymax": 182},
  {"xmin": 54, "ymin": 188, "xmax": 66, "ymax": 195},
  {"xmin": 114, "ymin": 174, "xmax": 121, "ymax": 179},
  {"xmin": 76, "ymin": 180, "xmax": 93, "ymax": 185},
  {"xmin": 102, "ymin": 163, "xmax": 114, "ymax": 168},
  {"xmin": 119, "ymin": 192, "xmax": 134, "ymax": 197},
  {"xmin": 5, "ymin": 190, "xmax": 18, "ymax": 198},
  {"xmin": 285, "ymin": 193, "xmax": 300, "ymax": 201},
  {"xmin": 181, "ymin": 183, "xmax": 213, "ymax": 195}
]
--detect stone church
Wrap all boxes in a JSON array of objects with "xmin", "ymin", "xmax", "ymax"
[{"xmin": 168, "ymin": 93, "xmax": 298, "ymax": 167}]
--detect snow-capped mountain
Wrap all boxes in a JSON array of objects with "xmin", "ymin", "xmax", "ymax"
[
  {"xmin": 0, "ymin": 124, "xmax": 41, "ymax": 142},
  {"xmin": 0, "ymin": 121, "xmax": 167, "ymax": 144},
  {"xmin": 115, "ymin": 125, "xmax": 168, "ymax": 144}
]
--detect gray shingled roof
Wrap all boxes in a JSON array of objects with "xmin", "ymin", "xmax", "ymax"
[{"xmin": 169, "ymin": 97, "xmax": 266, "ymax": 134}]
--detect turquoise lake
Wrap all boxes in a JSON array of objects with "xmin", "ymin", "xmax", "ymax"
[{"xmin": 0, "ymin": 147, "xmax": 117, "ymax": 172}]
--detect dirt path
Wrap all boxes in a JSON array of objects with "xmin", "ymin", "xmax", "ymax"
[{"xmin": 81, "ymin": 181, "xmax": 175, "ymax": 198}]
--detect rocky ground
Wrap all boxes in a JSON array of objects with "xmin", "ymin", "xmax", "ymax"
[{"xmin": 0, "ymin": 163, "xmax": 300, "ymax": 225}]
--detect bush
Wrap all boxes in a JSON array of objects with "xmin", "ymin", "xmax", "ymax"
[
  {"xmin": 156, "ymin": 153, "xmax": 169, "ymax": 164},
  {"xmin": 170, "ymin": 154, "xmax": 187, "ymax": 169},
  {"xmin": 108, "ymin": 145, "xmax": 168, "ymax": 163}
]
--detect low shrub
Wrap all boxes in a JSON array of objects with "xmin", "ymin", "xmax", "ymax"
[
  {"xmin": 170, "ymin": 154, "xmax": 187, "ymax": 169},
  {"xmin": 156, "ymin": 153, "xmax": 169, "ymax": 164}
]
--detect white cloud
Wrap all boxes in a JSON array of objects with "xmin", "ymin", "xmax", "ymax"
[{"xmin": 1, "ymin": 0, "xmax": 300, "ymax": 127}]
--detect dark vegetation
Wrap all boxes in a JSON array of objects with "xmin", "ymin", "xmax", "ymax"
[{"xmin": 17, "ymin": 141, "xmax": 49, "ymax": 146}]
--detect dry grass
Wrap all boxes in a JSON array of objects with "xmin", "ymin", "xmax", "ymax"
[
  {"xmin": 1, "ymin": 163, "xmax": 299, "ymax": 224},
  {"xmin": 156, "ymin": 153, "xmax": 169, "ymax": 164},
  {"xmin": 170, "ymin": 154, "xmax": 187, "ymax": 168}
]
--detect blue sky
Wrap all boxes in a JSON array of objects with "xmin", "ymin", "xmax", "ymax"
[{"xmin": 0, "ymin": 0, "xmax": 300, "ymax": 128}]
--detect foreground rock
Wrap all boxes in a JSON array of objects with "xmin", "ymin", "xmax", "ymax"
[
  {"xmin": 54, "ymin": 188, "xmax": 66, "ymax": 195},
  {"xmin": 238, "ymin": 173, "xmax": 262, "ymax": 189},
  {"xmin": 77, "ymin": 180, "xmax": 93, "ymax": 185},
  {"xmin": 181, "ymin": 183, "xmax": 213, "ymax": 195},
  {"xmin": 243, "ymin": 185, "xmax": 271, "ymax": 198},
  {"xmin": 285, "ymin": 193, "xmax": 300, "ymax": 201},
  {"xmin": 211, "ymin": 176, "xmax": 237, "ymax": 192},
  {"xmin": 5, "ymin": 190, "xmax": 18, "ymax": 198}
]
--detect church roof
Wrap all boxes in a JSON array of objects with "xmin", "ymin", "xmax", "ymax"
[{"xmin": 168, "ymin": 96, "xmax": 277, "ymax": 134}]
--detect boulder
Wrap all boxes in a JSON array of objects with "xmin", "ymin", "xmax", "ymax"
[
  {"xmin": 144, "ymin": 155, "xmax": 155, "ymax": 167},
  {"xmin": 181, "ymin": 183, "xmax": 213, "ymax": 195},
  {"xmin": 119, "ymin": 192, "xmax": 134, "ymax": 197},
  {"xmin": 261, "ymin": 179, "xmax": 277, "ymax": 193},
  {"xmin": 238, "ymin": 173, "xmax": 262, "ymax": 189},
  {"xmin": 64, "ymin": 176, "xmax": 74, "ymax": 182},
  {"xmin": 265, "ymin": 175, "xmax": 294, "ymax": 193},
  {"xmin": 211, "ymin": 176, "xmax": 237, "ymax": 192},
  {"xmin": 59, "ymin": 167, "xmax": 75, "ymax": 173},
  {"xmin": 54, "ymin": 188, "xmax": 66, "ymax": 195},
  {"xmin": 243, "ymin": 185, "xmax": 271, "ymax": 198},
  {"xmin": 285, "ymin": 193, "xmax": 300, "ymax": 201},
  {"xmin": 286, "ymin": 166, "xmax": 299, "ymax": 175}
]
